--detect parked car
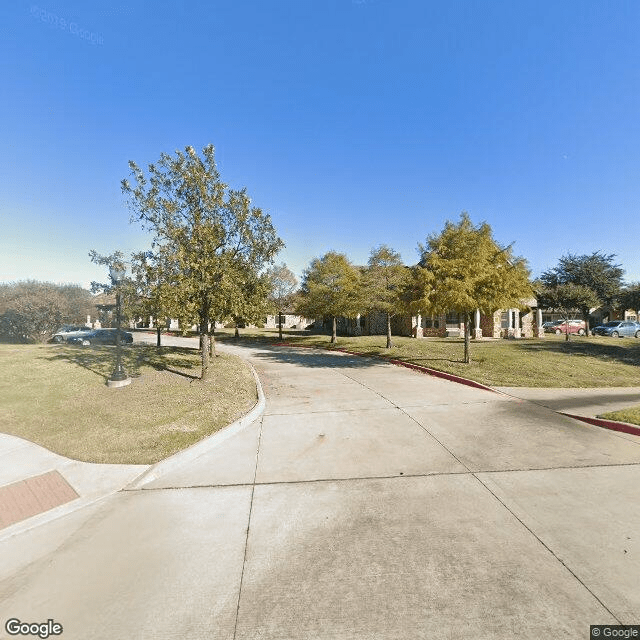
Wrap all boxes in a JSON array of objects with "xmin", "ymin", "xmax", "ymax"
[
  {"xmin": 67, "ymin": 329, "xmax": 134, "ymax": 346},
  {"xmin": 543, "ymin": 320, "xmax": 563, "ymax": 332},
  {"xmin": 50, "ymin": 325, "xmax": 93, "ymax": 343},
  {"xmin": 551, "ymin": 320, "xmax": 586, "ymax": 335},
  {"xmin": 592, "ymin": 321, "xmax": 640, "ymax": 338}
]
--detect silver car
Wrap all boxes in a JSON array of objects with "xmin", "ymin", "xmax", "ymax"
[
  {"xmin": 50, "ymin": 325, "xmax": 93, "ymax": 343},
  {"xmin": 592, "ymin": 321, "xmax": 640, "ymax": 338}
]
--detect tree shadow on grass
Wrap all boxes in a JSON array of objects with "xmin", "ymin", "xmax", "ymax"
[
  {"xmin": 514, "ymin": 338, "xmax": 640, "ymax": 368},
  {"xmin": 42, "ymin": 345, "xmax": 202, "ymax": 382}
]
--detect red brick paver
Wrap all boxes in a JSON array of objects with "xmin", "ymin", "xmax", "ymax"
[{"xmin": 0, "ymin": 470, "xmax": 79, "ymax": 530}]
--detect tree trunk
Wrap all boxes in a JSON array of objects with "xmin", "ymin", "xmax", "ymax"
[
  {"xmin": 331, "ymin": 316, "xmax": 337, "ymax": 343},
  {"xmin": 278, "ymin": 312, "xmax": 283, "ymax": 341},
  {"xmin": 386, "ymin": 313, "xmax": 392, "ymax": 349},
  {"xmin": 582, "ymin": 310, "xmax": 590, "ymax": 337},
  {"xmin": 565, "ymin": 319, "xmax": 570, "ymax": 342},
  {"xmin": 200, "ymin": 316, "xmax": 210, "ymax": 380},
  {"xmin": 234, "ymin": 324, "xmax": 240, "ymax": 339},
  {"xmin": 156, "ymin": 325, "xmax": 161, "ymax": 348},
  {"xmin": 463, "ymin": 312, "xmax": 471, "ymax": 363}
]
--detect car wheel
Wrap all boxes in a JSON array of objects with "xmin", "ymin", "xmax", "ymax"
[
  {"xmin": 611, "ymin": 331, "xmax": 619, "ymax": 338},
  {"xmin": 635, "ymin": 331, "xmax": 640, "ymax": 338},
  {"xmin": 81, "ymin": 339, "xmax": 91, "ymax": 346},
  {"xmin": 555, "ymin": 329, "xmax": 562, "ymax": 334},
  {"xmin": 53, "ymin": 335, "xmax": 64, "ymax": 343},
  {"xmin": 578, "ymin": 329, "xmax": 585, "ymax": 336}
]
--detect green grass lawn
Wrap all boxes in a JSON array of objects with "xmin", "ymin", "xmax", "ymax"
[
  {"xmin": 218, "ymin": 328, "xmax": 640, "ymax": 388},
  {"xmin": 0, "ymin": 343, "xmax": 257, "ymax": 464},
  {"xmin": 599, "ymin": 405, "xmax": 640, "ymax": 426}
]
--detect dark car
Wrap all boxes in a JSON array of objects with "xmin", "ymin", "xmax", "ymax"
[
  {"xmin": 68, "ymin": 329, "xmax": 134, "ymax": 346},
  {"xmin": 592, "ymin": 321, "xmax": 640, "ymax": 338}
]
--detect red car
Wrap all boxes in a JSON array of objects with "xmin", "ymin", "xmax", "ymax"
[{"xmin": 552, "ymin": 320, "xmax": 586, "ymax": 335}]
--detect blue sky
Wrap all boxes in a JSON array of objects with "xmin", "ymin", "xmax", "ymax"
[{"xmin": 2, "ymin": 0, "xmax": 639, "ymax": 289}]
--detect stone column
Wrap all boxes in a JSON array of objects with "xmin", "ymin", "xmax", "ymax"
[
  {"xmin": 514, "ymin": 309, "xmax": 521, "ymax": 338},
  {"xmin": 414, "ymin": 314, "xmax": 423, "ymax": 338},
  {"xmin": 536, "ymin": 308, "xmax": 544, "ymax": 338},
  {"xmin": 473, "ymin": 309, "xmax": 482, "ymax": 339},
  {"xmin": 149, "ymin": 315, "xmax": 154, "ymax": 328}
]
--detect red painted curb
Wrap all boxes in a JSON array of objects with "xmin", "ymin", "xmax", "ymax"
[
  {"xmin": 386, "ymin": 359, "xmax": 497, "ymax": 393},
  {"xmin": 559, "ymin": 412, "xmax": 640, "ymax": 438}
]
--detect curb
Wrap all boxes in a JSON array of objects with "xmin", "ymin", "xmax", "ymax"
[
  {"xmin": 558, "ymin": 412, "xmax": 640, "ymax": 438},
  {"xmin": 125, "ymin": 359, "xmax": 265, "ymax": 490}
]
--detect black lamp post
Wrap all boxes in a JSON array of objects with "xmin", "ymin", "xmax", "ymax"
[{"xmin": 107, "ymin": 264, "xmax": 131, "ymax": 388}]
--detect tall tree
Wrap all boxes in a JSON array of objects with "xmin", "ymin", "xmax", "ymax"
[
  {"xmin": 297, "ymin": 251, "xmax": 362, "ymax": 344},
  {"xmin": 541, "ymin": 252, "xmax": 624, "ymax": 334},
  {"xmin": 121, "ymin": 145, "xmax": 283, "ymax": 380},
  {"xmin": 419, "ymin": 213, "xmax": 532, "ymax": 363},
  {"xmin": 618, "ymin": 283, "xmax": 640, "ymax": 316},
  {"xmin": 364, "ymin": 245, "xmax": 409, "ymax": 349},
  {"xmin": 266, "ymin": 263, "xmax": 299, "ymax": 340},
  {"xmin": 536, "ymin": 282, "xmax": 598, "ymax": 341}
]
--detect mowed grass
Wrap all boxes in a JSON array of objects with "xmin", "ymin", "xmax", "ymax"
[
  {"xmin": 218, "ymin": 328, "xmax": 640, "ymax": 388},
  {"xmin": 599, "ymin": 405, "xmax": 640, "ymax": 426},
  {"xmin": 0, "ymin": 343, "xmax": 257, "ymax": 464}
]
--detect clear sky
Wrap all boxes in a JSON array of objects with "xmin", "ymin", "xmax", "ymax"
[{"xmin": 2, "ymin": 1, "xmax": 639, "ymax": 289}]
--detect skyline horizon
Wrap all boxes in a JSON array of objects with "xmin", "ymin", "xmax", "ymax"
[{"xmin": 3, "ymin": 1, "xmax": 639, "ymax": 289}]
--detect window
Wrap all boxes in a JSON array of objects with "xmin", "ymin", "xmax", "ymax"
[{"xmin": 445, "ymin": 312, "xmax": 459, "ymax": 328}]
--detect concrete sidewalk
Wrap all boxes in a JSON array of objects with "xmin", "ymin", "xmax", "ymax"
[
  {"xmin": 496, "ymin": 385, "xmax": 640, "ymax": 418},
  {"xmin": 0, "ymin": 434, "xmax": 146, "ymax": 539},
  {"xmin": 2, "ymin": 342, "xmax": 640, "ymax": 639}
]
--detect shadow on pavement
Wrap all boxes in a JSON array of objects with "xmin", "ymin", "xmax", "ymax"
[{"xmin": 249, "ymin": 345, "xmax": 380, "ymax": 369}]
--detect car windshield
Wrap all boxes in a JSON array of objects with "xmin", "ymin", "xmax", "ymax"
[{"xmin": 604, "ymin": 322, "xmax": 621, "ymax": 327}]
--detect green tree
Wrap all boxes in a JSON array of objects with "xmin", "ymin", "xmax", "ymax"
[
  {"xmin": 419, "ymin": 213, "xmax": 532, "ymax": 363},
  {"xmin": 121, "ymin": 144, "xmax": 284, "ymax": 380},
  {"xmin": 541, "ymin": 252, "xmax": 624, "ymax": 334},
  {"xmin": 364, "ymin": 245, "xmax": 410, "ymax": 349},
  {"xmin": 266, "ymin": 263, "xmax": 299, "ymax": 340},
  {"xmin": 297, "ymin": 251, "xmax": 362, "ymax": 344},
  {"xmin": 129, "ymin": 248, "xmax": 182, "ymax": 348},
  {"xmin": 617, "ymin": 283, "xmax": 640, "ymax": 316},
  {"xmin": 536, "ymin": 282, "xmax": 598, "ymax": 341}
]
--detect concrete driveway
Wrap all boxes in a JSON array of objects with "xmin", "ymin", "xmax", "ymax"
[{"xmin": 1, "ymin": 340, "xmax": 639, "ymax": 639}]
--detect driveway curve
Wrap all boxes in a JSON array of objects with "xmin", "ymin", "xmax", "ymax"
[{"xmin": 1, "ymin": 340, "xmax": 639, "ymax": 639}]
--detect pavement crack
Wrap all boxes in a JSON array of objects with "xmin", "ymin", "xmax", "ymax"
[
  {"xmin": 232, "ymin": 415, "xmax": 264, "ymax": 640},
  {"xmin": 472, "ymin": 472, "xmax": 622, "ymax": 624},
  {"xmin": 338, "ymin": 371, "xmax": 474, "ymax": 473}
]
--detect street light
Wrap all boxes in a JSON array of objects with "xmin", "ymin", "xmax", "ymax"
[{"xmin": 107, "ymin": 263, "xmax": 131, "ymax": 388}]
